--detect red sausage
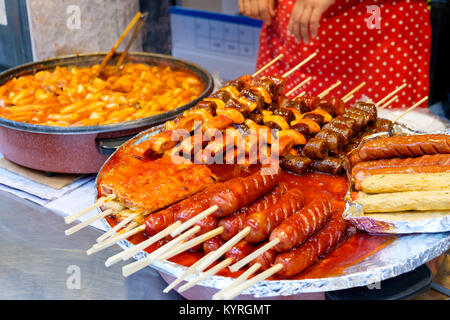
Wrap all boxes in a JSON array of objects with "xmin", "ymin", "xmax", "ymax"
[
  {"xmin": 249, "ymin": 246, "xmax": 277, "ymax": 271},
  {"xmin": 203, "ymin": 236, "xmax": 226, "ymax": 254},
  {"xmin": 145, "ymin": 168, "xmax": 280, "ymax": 236},
  {"xmin": 269, "ymin": 196, "xmax": 333, "ymax": 252},
  {"xmin": 225, "ymin": 240, "xmax": 255, "ymax": 263},
  {"xmin": 219, "ymin": 211, "xmax": 248, "ymax": 241},
  {"xmin": 209, "ymin": 167, "xmax": 280, "ymax": 218},
  {"xmin": 218, "ymin": 182, "xmax": 289, "ymax": 241},
  {"xmin": 351, "ymin": 154, "xmax": 450, "ymax": 176},
  {"xmin": 274, "ymin": 211, "xmax": 347, "ymax": 278},
  {"xmin": 244, "ymin": 189, "xmax": 305, "ymax": 243},
  {"xmin": 356, "ymin": 134, "xmax": 450, "ymax": 163}
]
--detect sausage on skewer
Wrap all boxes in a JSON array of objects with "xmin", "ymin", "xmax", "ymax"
[
  {"xmin": 144, "ymin": 168, "xmax": 280, "ymax": 236},
  {"xmin": 269, "ymin": 196, "xmax": 333, "ymax": 252},
  {"xmin": 244, "ymin": 188, "xmax": 305, "ymax": 243},
  {"xmin": 218, "ymin": 182, "xmax": 289, "ymax": 240},
  {"xmin": 274, "ymin": 210, "xmax": 347, "ymax": 277}
]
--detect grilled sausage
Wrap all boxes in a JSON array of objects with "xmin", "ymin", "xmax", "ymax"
[
  {"xmin": 209, "ymin": 167, "xmax": 281, "ymax": 218},
  {"xmin": 280, "ymin": 154, "xmax": 312, "ymax": 175},
  {"xmin": 145, "ymin": 168, "xmax": 280, "ymax": 235},
  {"xmin": 315, "ymin": 130, "xmax": 341, "ymax": 155},
  {"xmin": 249, "ymin": 246, "xmax": 277, "ymax": 271},
  {"xmin": 244, "ymin": 189, "xmax": 305, "ymax": 243},
  {"xmin": 310, "ymin": 157, "xmax": 344, "ymax": 175},
  {"xmin": 225, "ymin": 240, "xmax": 256, "ymax": 263},
  {"xmin": 203, "ymin": 236, "xmax": 226, "ymax": 254},
  {"xmin": 269, "ymin": 197, "xmax": 333, "ymax": 252},
  {"xmin": 356, "ymin": 134, "xmax": 450, "ymax": 163},
  {"xmin": 218, "ymin": 182, "xmax": 289, "ymax": 240},
  {"xmin": 274, "ymin": 211, "xmax": 347, "ymax": 277},
  {"xmin": 352, "ymin": 154, "xmax": 450, "ymax": 175},
  {"xmin": 303, "ymin": 138, "xmax": 329, "ymax": 159}
]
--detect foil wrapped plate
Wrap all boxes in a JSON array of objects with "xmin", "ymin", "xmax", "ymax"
[
  {"xmin": 343, "ymin": 125, "xmax": 450, "ymax": 234},
  {"xmin": 103, "ymin": 219, "xmax": 449, "ymax": 298},
  {"xmin": 97, "ymin": 121, "xmax": 450, "ymax": 299}
]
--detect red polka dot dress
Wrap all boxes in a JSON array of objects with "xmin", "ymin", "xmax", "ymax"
[{"xmin": 256, "ymin": 0, "xmax": 431, "ymax": 109}]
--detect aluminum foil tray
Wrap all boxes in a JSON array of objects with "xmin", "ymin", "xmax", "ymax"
[
  {"xmin": 343, "ymin": 125, "xmax": 450, "ymax": 234},
  {"xmin": 102, "ymin": 217, "xmax": 449, "ymax": 298},
  {"xmin": 97, "ymin": 121, "xmax": 450, "ymax": 298}
]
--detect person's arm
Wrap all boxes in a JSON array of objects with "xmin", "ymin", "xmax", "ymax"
[
  {"xmin": 239, "ymin": 0, "xmax": 277, "ymax": 25},
  {"xmin": 287, "ymin": 0, "xmax": 335, "ymax": 44}
]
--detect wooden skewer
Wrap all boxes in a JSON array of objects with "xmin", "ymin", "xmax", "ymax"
[
  {"xmin": 105, "ymin": 220, "xmax": 182, "ymax": 267},
  {"xmin": 113, "ymin": 205, "xmax": 218, "ymax": 265},
  {"xmin": 342, "ymin": 94, "xmax": 354, "ymax": 104},
  {"xmin": 393, "ymin": 96, "xmax": 428, "ymax": 123},
  {"xmin": 342, "ymin": 81, "xmax": 366, "ymax": 101},
  {"xmin": 158, "ymin": 227, "xmax": 225, "ymax": 261},
  {"xmin": 65, "ymin": 209, "xmax": 113, "ymax": 236},
  {"xmin": 178, "ymin": 258, "xmax": 234, "ymax": 293},
  {"xmin": 170, "ymin": 205, "xmax": 219, "ymax": 237},
  {"xmin": 162, "ymin": 251, "xmax": 216, "ymax": 293},
  {"xmin": 229, "ymin": 238, "xmax": 280, "ymax": 272},
  {"xmin": 318, "ymin": 80, "xmax": 341, "ymax": 98},
  {"xmin": 111, "ymin": 220, "xmax": 138, "ymax": 237},
  {"xmin": 212, "ymin": 263, "xmax": 262, "ymax": 300},
  {"xmin": 163, "ymin": 226, "xmax": 251, "ymax": 292},
  {"xmin": 295, "ymin": 91, "xmax": 306, "ymax": 98},
  {"xmin": 96, "ymin": 212, "xmax": 140, "ymax": 243},
  {"xmin": 122, "ymin": 225, "xmax": 201, "ymax": 277},
  {"xmin": 94, "ymin": 12, "xmax": 142, "ymax": 78},
  {"xmin": 281, "ymin": 52, "xmax": 317, "ymax": 78},
  {"xmin": 86, "ymin": 224, "xmax": 146, "ymax": 255},
  {"xmin": 252, "ymin": 54, "xmax": 284, "ymax": 77},
  {"xmin": 195, "ymin": 227, "xmax": 251, "ymax": 272},
  {"xmin": 94, "ymin": 219, "xmax": 139, "ymax": 245},
  {"xmin": 286, "ymin": 76, "xmax": 312, "ymax": 96},
  {"xmin": 64, "ymin": 194, "xmax": 115, "ymax": 224},
  {"xmin": 221, "ymin": 263, "xmax": 283, "ymax": 300},
  {"xmin": 376, "ymin": 83, "xmax": 407, "ymax": 106},
  {"xmin": 379, "ymin": 95, "xmax": 398, "ymax": 110}
]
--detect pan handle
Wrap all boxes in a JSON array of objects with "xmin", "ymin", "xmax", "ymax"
[{"xmin": 96, "ymin": 135, "xmax": 136, "ymax": 156}]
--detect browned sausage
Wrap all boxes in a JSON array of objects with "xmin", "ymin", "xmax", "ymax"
[
  {"xmin": 356, "ymin": 134, "xmax": 450, "ymax": 163},
  {"xmin": 269, "ymin": 196, "xmax": 333, "ymax": 252},
  {"xmin": 351, "ymin": 154, "xmax": 450, "ymax": 177},
  {"xmin": 303, "ymin": 138, "xmax": 329, "ymax": 159},
  {"xmin": 280, "ymin": 154, "xmax": 312, "ymax": 175},
  {"xmin": 310, "ymin": 157, "xmax": 344, "ymax": 175},
  {"xmin": 274, "ymin": 211, "xmax": 347, "ymax": 278},
  {"xmin": 244, "ymin": 189, "xmax": 305, "ymax": 243}
]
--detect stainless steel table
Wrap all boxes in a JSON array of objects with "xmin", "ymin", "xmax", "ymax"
[{"xmin": 0, "ymin": 190, "xmax": 184, "ymax": 300}]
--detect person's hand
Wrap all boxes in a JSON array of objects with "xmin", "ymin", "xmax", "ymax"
[
  {"xmin": 287, "ymin": 0, "xmax": 335, "ymax": 44},
  {"xmin": 239, "ymin": 0, "xmax": 277, "ymax": 25}
]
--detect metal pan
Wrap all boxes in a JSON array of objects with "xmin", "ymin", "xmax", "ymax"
[{"xmin": 0, "ymin": 52, "xmax": 214, "ymax": 174}]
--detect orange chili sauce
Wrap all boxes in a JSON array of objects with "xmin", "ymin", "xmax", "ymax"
[{"xmin": 104, "ymin": 169, "xmax": 395, "ymax": 280}]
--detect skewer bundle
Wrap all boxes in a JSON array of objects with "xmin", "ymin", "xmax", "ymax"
[{"xmin": 63, "ymin": 51, "xmax": 430, "ymax": 300}]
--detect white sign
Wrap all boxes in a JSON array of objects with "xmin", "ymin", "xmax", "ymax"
[{"xmin": 0, "ymin": 0, "xmax": 7, "ymax": 26}]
